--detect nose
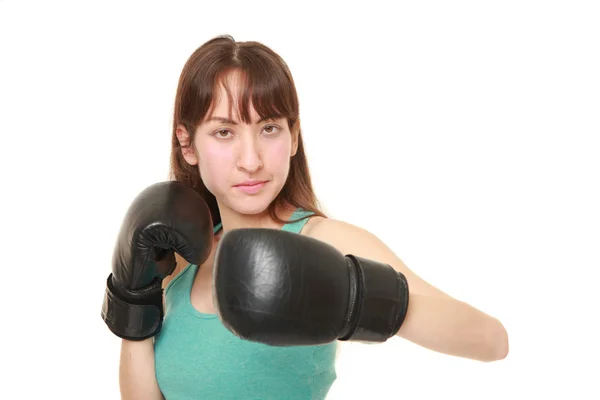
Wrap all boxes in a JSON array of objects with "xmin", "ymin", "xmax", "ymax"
[{"xmin": 236, "ymin": 133, "xmax": 263, "ymax": 173}]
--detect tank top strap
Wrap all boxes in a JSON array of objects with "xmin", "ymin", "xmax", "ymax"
[
  {"xmin": 281, "ymin": 208, "xmax": 314, "ymax": 234},
  {"xmin": 213, "ymin": 222, "xmax": 223, "ymax": 234}
]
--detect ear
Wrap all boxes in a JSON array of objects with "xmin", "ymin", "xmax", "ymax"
[
  {"xmin": 290, "ymin": 120, "xmax": 300, "ymax": 157},
  {"xmin": 176, "ymin": 124, "xmax": 198, "ymax": 166}
]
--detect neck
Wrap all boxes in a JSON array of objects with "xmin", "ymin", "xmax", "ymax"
[{"xmin": 217, "ymin": 202, "xmax": 296, "ymax": 233}]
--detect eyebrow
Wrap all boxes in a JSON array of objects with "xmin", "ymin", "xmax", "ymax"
[{"xmin": 205, "ymin": 116, "xmax": 279, "ymax": 125}]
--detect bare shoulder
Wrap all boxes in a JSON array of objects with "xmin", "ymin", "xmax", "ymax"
[
  {"xmin": 302, "ymin": 217, "xmax": 380, "ymax": 254},
  {"xmin": 303, "ymin": 217, "xmax": 451, "ymax": 298}
]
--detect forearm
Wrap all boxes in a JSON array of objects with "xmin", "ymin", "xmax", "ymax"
[
  {"xmin": 397, "ymin": 293, "xmax": 509, "ymax": 362},
  {"xmin": 119, "ymin": 339, "xmax": 164, "ymax": 400}
]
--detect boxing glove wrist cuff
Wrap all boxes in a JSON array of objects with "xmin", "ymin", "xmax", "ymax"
[
  {"xmin": 101, "ymin": 274, "xmax": 164, "ymax": 341},
  {"xmin": 339, "ymin": 255, "xmax": 410, "ymax": 343}
]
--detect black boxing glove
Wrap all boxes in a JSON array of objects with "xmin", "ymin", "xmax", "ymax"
[
  {"xmin": 212, "ymin": 228, "xmax": 409, "ymax": 346},
  {"xmin": 101, "ymin": 181, "xmax": 213, "ymax": 340}
]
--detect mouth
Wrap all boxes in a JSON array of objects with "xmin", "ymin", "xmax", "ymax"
[
  {"xmin": 234, "ymin": 180, "xmax": 268, "ymax": 187},
  {"xmin": 233, "ymin": 180, "xmax": 268, "ymax": 194}
]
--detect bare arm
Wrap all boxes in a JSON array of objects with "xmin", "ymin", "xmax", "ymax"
[
  {"xmin": 306, "ymin": 218, "xmax": 509, "ymax": 362},
  {"xmin": 119, "ymin": 339, "xmax": 163, "ymax": 400},
  {"xmin": 398, "ymin": 293, "xmax": 508, "ymax": 362}
]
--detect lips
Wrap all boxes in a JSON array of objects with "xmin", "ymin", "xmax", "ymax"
[
  {"xmin": 233, "ymin": 180, "xmax": 267, "ymax": 194},
  {"xmin": 234, "ymin": 180, "xmax": 267, "ymax": 187}
]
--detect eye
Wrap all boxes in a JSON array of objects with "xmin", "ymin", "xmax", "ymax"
[
  {"xmin": 214, "ymin": 129, "xmax": 233, "ymax": 139},
  {"xmin": 262, "ymin": 125, "xmax": 280, "ymax": 135}
]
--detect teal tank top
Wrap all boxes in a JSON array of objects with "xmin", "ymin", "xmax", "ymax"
[{"xmin": 154, "ymin": 209, "xmax": 338, "ymax": 400}]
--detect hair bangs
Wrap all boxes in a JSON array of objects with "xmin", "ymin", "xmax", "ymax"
[{"xmin": 206, "ymin": 63, "xmax": 297, "ymax": 126}]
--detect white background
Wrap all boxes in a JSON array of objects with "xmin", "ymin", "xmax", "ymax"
[{"xmin": 1, "ymin": 1, "xmax": 599, "ymax": 399}]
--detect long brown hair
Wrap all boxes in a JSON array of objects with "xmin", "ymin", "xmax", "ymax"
[{"xmin": 169, "ymin": 34, "xmax": 326, "ymax": 226}]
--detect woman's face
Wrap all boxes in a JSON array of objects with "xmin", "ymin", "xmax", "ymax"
[{"xmin": 191, "ymin": 74, "xmax": 298, "ymax": 216}]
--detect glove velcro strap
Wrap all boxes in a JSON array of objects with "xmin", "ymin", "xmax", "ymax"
[
  {"xmin": 101, "ymin": 275, "xmax": 163, "ymax": 341},
  {"xmin": 340, "ymin": 255, "xmax": 409, "ymax": 343}
]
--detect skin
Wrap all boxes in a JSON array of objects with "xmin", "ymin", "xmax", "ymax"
[{"xmin": 170, "ymin": 71, "xmax": 509, "ymax": 363}]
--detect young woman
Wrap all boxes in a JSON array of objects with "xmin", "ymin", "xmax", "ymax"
[{"xmin": 114, "ymin": 34, "xmax": 509, "ymax": 400}]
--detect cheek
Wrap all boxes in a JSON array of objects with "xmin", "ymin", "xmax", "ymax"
[
  {"xmin": 267, "ymin": 140, "xmax": 292, "ymax": 175},
  {"xmin": 197, "ymin": 143, "xmax": 234, "ymax": 187}
]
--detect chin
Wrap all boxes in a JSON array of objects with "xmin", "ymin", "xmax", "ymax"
[
  {"xmin": 229, "ymin": 201, "xmax": 264, "ymax": 215},
  {"xmin": 227, "ymin": 193, "xmax": 277, "ymax": 216}
]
